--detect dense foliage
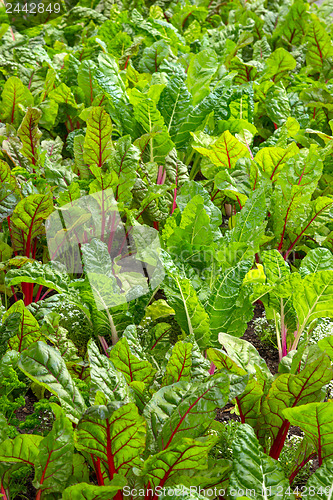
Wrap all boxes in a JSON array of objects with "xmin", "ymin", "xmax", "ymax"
[{"xmin": 1, "ymin": 0, "xmax": 333, "ymax": 498}]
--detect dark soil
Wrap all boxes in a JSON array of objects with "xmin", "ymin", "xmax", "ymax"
[
  {"xmin": 216, "ymin": 403, "xmax": 240, "ymax": 423},
  {"xmin": 14, "ymin": 473, "xmax": 37, "ymax": 500}
]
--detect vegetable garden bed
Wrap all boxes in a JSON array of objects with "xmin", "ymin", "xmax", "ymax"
[{"xmin": 1, "ymin": 0, "xmax": 333, "ymax": 498}]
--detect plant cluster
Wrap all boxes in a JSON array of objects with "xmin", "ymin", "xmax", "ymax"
[{"xmin": 1, "ymin": 0, "xmax": 333, "ymax": 498}]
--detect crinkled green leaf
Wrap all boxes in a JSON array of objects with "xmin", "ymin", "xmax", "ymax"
[
  {"xmin": 207, "ymin": 259, "xmax": 254, "ymax": 341},
  {"xmin": 87, "ymin": 339, "xmax": 131, "ymax": 404},
  {"xmin": 158, "ymin": 74, "xmax": 192, "ymax": 140},
  {"xmin": 18, "ymin": 341, "xmax": 87, "ymax": 423},
  {"xmin": 228, "ymin": 424, "xmax": 292, "ymax": 499},
  {"xmin": 299, "ymin": 248, "xmax": 333, "ymax": 277}
]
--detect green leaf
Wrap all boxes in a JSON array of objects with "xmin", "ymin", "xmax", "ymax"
[
  {"xmin": 138, "ymin": 40, "xmax": 170, "ymax": 74},
  {"xmin": 94, "ymin": 55, "xmax": 134, "ymax": 136},
  {"xmin": 262, "ymin": 249, "xmax": 290, "ymax": 284},
  {"xmin": 2, "ymin": 300, "xmax": 41, "ymax": 352},
  {"xmin": 274, "ymin": 0, "xmax": 308, "ymax": 46},
  {"xmin": 142, "ymin": 436, "xmax": 217, "ymax": 489},
  {"xmin": 109, "ymin": 135, "xmax": 140, "ymax": 203},
  {"xmin": 128, "ymin": 87, "xmax": 174, "ymax": 162},
  {"xmin": 109, "ymin": 337, "xmax": 156, "ymax": 386},
  {"xmin": 174, "ymin": 86, "xmax": 228, "ymax": 150},
  {"xmin": 74, "ymin": 134, "xmax": 90, "ymax": 179},
  {"xmin": 0, "ymin": 434, "xmax": 42, "ymax": 465},
  {"xmin": 0, "ymin": 159, "xmax": 17, "ymax": 188},
  {"xmin": 83, "ymin": 106, "xmax": 113, "ymax": 169},
  {"xmin": 299, "ymin": 248, "xmax": 333, "ymax": 277},
  {"xmin": 0, "ymin": 414, "xmax": 10, "ymax": 444},
  {"xmin": 144, "ymin": 373, "xmax": 239, "ymax": 451},
  {"xmin": 318, "ymin": 336, "xmax": 333, "ymax": 362},
  {"xmin": 6, "ymin": 261, "xmax": 72, "ymax": 297},
  {"xmin": 18, "ymin": 341, "xmax": 87, "ymax": 423},
  {"xmin": 166, "ymin": 194, "xmax": 214, "ymax": 249},
  {"xmin": 186, "ymin": 49, "xmax": 218, "ymax": 106},
  {"xmin": 162, "ymin": 341, "xmax": 192, "ymax": 386},
  {"xmin": 163, "ymin": 273, "xmax": 210, "ymax": 350},
  {"xmin": 264, "ymin": 48, "xmax": 296, "ymax": 83},
  {"xmin": 254, "ymin": 143, "xmax": 299, "ymax": 181},
  {"xmin": 158, "ymin": 74, "xmax": 192, "ymax": 140},
  {"xmin": 159, "ymin": 485, "xmax": 208, "ymax": 500},
  {"xmin": 306, "ymin": 19, "xmax": 333, "ymax": 72},
  {"xmin": 87, "ymin": 339, "xmax": 131, "ymax": 404},
  {"xmin": 78, "ymin": 60, "xmax": 98, "ymax": 106},
  {"xmin": 228, "ymin": 424, "xmax": 292, "ymax": 499},
  {"xmin": 176, "ymin": 180, "xmax": 221, "ymax": 227},
  {"xmin": 49, "ymin": 83, "xmax": 79, "ymax": 109},
  {"xmin": 262, "ymin": 353, "xmax": 333, "ymax": 446},
  {"xmin": 207, "ymin": 348, "xmax": 247, "ymax": 376},
  {"xmin": 34, "ymin": 408, "xmax": 74, "ymax": 495},
  {"xmin": 0, "ymin": 76, "xmax": 33, "ymax": 127},
  {"xmin": 0, "ymin": 184, "xmax": 20, "ymax": 223},
  {"xmin": 293, "ymin": 271, "xmax": 333, "ymax": 332},
  {"xmin": 207, "ymin": 259, "xmax": 254, "ymax": 342},
  {"xmin": 230, "ymin": 188, "xmax": 267, "ymax": 251},
  {"xmin": 41, "ymin": 313, "xmax": 79, "ymax": 363},
  {"xmin": 265, "ymin": 83, "xmax": 291, "ymax": 127},
  {"xmin": 0, "ymin": 241, "xmax": 13, "ymax": 262},
  {"xmin": 283, "ymin": 402, "xmax": 333, "ymax": 463},
  {"xmin": 217, "ymin": 333, "xmax": 271, "ymax": 378},
  {"xmin": 17, "ymin": 107, "xmax": 42, "ymax": 167},
  {"xmin": 11, "ymin": 192, "xmax": 53, "ymax": 255},
  {"xmin": 229, "ymin": 57, "xmax": 258, "ymax": 85},
  {"xmin": 62, "ymin": 477, "xmax": 127, "ymax": 500},
  {"xmin": 75, "ymin": 403, "xmax": 146, "ymax": 478},
  {"xmin": 278, "ymin": 146, "xmax": 323, "ymax": 195},
  {"xmin": 194, "ymin": 130, "xmax": 250, "ymax": 175}
]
